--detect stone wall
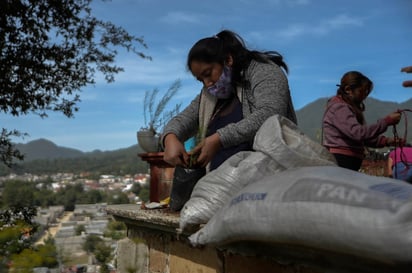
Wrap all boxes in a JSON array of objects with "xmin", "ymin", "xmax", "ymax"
[{"xmin": 107, "ymin": 205, "xmax": 322, "ymax": 273}]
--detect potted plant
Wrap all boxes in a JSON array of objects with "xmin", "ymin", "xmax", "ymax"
[{"xmin": 137, "ymin": 79, "xmax": 181, "ymax": 152}]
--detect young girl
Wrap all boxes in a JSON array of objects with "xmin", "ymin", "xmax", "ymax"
[
  {"xmin": 322, "ymin": 71, "xmax": 402, "ymax": 171},
  {"xmin": 162, "ymin": 29, "xmax": 296, "ymax": 171}
]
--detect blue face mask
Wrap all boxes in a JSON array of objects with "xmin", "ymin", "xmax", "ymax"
[{"xmin": 207, "ymin": 66, "xmax": 233, "ymax": 99}]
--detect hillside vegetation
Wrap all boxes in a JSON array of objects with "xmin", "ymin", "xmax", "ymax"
[
  {"xmin": 2, "ymin": 97, "xmax": 412, "ymax": 176},
  {"xmin": 0, "ymin": 140, "xmax": 148, "ymax": 176}
]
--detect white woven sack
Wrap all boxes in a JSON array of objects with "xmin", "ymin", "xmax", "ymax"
[
  {"xmin": 179, "ymin": 151, "xmax": 281, "ymax": 230},
  {"xmin": 179, "ymin": 115, "xmax": 336, "ymax": 230},
  {"xmin": 253, "ymin": 114, "xmax": 335, "ymax": 167},
  {"xmin": 189, "ymin": 166, "xmax": 412, "ymax": 264}
]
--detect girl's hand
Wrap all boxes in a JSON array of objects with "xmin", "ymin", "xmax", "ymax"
[
  {"xmin": 385, "ymin": 112, "xmax": 402, "ymax": 125},
  {"xmin": 386, "ymin": 137, "xmax": 405, "ymax": 147},
  {"xmin": 163, "ymin": 134, "xmax": 189, "ymax": 167},
  {"xmin": 401, "ymin": 66, "xmax": 412, "ymax": 87}
]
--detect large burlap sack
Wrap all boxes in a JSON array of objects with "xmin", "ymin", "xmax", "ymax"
[
  {"xmin": 189, "ymin": 166, "xmax": 412, "ymax": 264},
  {"xmin": 179, "ymin": 115, "xmax": 336, "ymax": 230}
]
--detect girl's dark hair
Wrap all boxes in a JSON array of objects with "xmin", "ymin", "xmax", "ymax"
[
  {"xmin": 186, "ymin": 29, "xmax": 288, "ymax": 84},
  {"xmin": 336, "ymin": 71, "xmax": 373, "ymax": 124}
]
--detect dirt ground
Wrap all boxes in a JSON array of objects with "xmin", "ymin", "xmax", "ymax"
[{"xmin": 35, "ymin": 211, "xmax": 74, "ymax": 245}]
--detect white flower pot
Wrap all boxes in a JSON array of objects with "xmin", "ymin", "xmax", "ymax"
[{"xmin": 137, "ymin": 130, "xmax": 160, "ymax": 153}]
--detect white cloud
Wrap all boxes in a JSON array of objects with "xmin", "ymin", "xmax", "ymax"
[
  {"xmin": 249, "ymin": 0, "xmax": 310, "ymax": 6},
  {"xmin": 328, "ymin": 14, "xmax": 363, "ymax": 28},
  {"xmin": 277, "ymin": 24, "xmax": 306, "ymax": 40},
  {"xmin": 276, "ymin": 13, "xmax": 364, "ymax": 40},
  {"xmin": 285, "ymin": 0, "xmax": 310, "ymax": 6},
  {"xmin": 160, "ymin": 11, "xmax": 203, "ymax": 24},
  {"xmin": 313, "ymin": 14, "xmax": 364, "ymax": 35},
  {"xmin": 100, "ymin": 57, "xmax": 189, "ymax": 86}
]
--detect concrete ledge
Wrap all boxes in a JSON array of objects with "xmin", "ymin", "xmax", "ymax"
[
  {"xmin": 106, "ymin": 204, "xmax": 181, "ymax": 234},
  {"xmin": 106, "ymin": 205, "xmax": 320, "ymax": 273}
]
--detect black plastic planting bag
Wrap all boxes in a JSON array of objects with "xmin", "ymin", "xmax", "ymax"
[{"xmin": 169, "ymin": 166, "xmax": 206, "ymax": 211}]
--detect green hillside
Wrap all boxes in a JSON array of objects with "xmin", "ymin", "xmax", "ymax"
[
  {"xmin": 2, "ymin": 97, "xmax": 411, "ymax": 176},
  {"xmin": 0, "ymin": 142, "xmax": 148, "ymax": 176}
]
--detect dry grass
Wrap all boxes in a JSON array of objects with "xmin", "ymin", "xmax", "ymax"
[
  {"xmin": 360, "ymin": 159, "xmax": 387, "ymax": 177},
  {"xmin": 64, "ymin": 253, "xmax": 89, "ymax": 267}
]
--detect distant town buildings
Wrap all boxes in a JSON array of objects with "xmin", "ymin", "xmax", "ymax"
[
  {"xmin": 1, "ymin": 172, "xmax": 148, "ymax": 272},
  {"xmin": 0, "ymin": 172, "xmax": 149, "ymax": 193}
]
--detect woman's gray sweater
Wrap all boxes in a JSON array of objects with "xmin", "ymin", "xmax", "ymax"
[{"xmin": 162, "ymin": 60, "xmax": 297, "ymax": 148}]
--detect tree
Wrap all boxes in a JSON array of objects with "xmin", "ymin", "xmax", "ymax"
[
  {"xmin": 83, "ymin": 189, "xmax": 104, "ymax": 204},
  {"xmin": 130, "ymin": 182, "xmax": 142, "ymax": 196},
  {"xmin": 0, "ymin": 0, "xmax": 150, "ymax": 166},
  {"xmin": 83, "ymin": 234, "xmax": 113, "ymax": 273},
  {"xmin": 103, "ymin": 219, "xmax": 126, "ymax": 240},
  {"xmin": 83, "ymin": 234, "xmax": 103, "ymax": 254},
  {"xmin": 0, "ymin": 180, "xmax": 38, "ymax": 270},
  {"xmin": 94, "ymin": 242, "xmax": 113, "ymax": 273},
  {"xmin": 138, "ymin": 184, "xmax": 150, "ymax": 202},
  {"xmin": 2, "ymin": 180, "xmax": 35, "ymax": 209},
  {"xmin": 56, "ymin": 182, "xmax": 84, "ymax": 211},
  {"xmin": 10, "ymin": 237, "xmax": 58, "ymax": 272},
  {"xmin": 75, "ymin": 224, "xmax": 86, "ymax": 236},
  {"xmin": 106, "ymin": 190, "xmax": 130, "ymax": 205},
  {"xmin": 0, "ymin": 214, "xmax": 38, "ymax": 270},
  {"xmin": 10, "ymin": 248, "xmax": 43, "ymax": 273}
]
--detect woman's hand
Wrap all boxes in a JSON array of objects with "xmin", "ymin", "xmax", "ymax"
[
  {"xmin": 163, "ymin": 134, "xmax": 189, "ymax": 167},
  {"xmin": 190, "ymin": 133, "xmax": 222, "ymax": 168}
]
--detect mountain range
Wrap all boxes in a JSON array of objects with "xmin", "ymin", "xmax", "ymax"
[
  {"xmin": 3, "ymin": 97, "xmax": 412, "ymax": 175},
  {"xmin": 1, "ymin": 140, "xmax": 147, "ymax": 176}
]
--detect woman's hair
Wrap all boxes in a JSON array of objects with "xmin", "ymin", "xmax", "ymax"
[
  {"xmin": 186, "ymin": 29, "xmax": 288, "ymax": 84},
  {"xmin": 336, "ymin": 71, "xmax": 373, "ymax": 124}
]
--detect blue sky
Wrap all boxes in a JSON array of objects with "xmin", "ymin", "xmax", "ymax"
[{"xmin": 3, "ymin": 0, "xmax": 412, "ymax": 152}]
